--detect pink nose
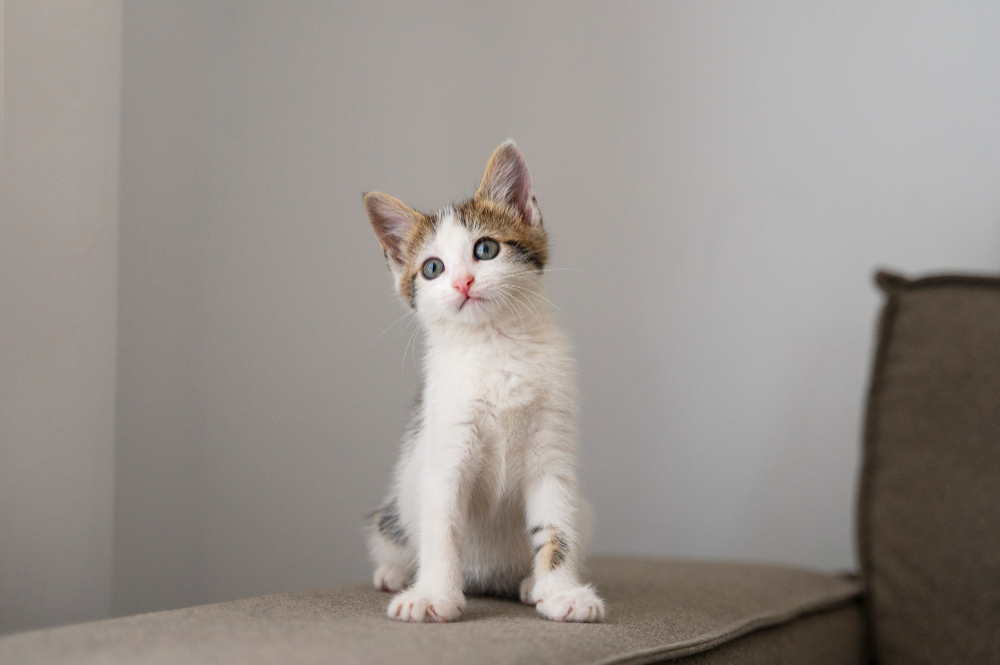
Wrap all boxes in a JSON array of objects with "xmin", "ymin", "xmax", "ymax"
[{"xmin": 452, "ymin": 274, "xmax": 474, "ymax": 297}]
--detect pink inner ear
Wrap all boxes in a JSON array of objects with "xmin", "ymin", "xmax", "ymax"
[
  {"xmin": 479, "ymin": 142, "xmax": 538, "ymax": 225},
  {"xmin": 364, "ymin": 193, "xmax": 418, "ymax": 266},
  {"xmin": 509, "ymin": 161, "xmax": 538, "ymax": 226}
]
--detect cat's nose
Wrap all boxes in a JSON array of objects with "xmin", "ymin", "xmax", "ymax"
[{"xmin": 452, "ymin": 274, "xmax": 474, "ymax": 297}]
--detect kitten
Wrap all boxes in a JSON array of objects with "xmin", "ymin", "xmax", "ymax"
[{"xmin": 364, "ymin": 141, "xmax": 604, "ymax": 623}]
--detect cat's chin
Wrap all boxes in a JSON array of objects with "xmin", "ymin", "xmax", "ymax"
[
  {"xmin": 442, "ymin": 309, "xmax": 494, "ymax": 327},
  {"xmin": 425, "ymin": 302, "xmax": 509, "ymax": 330}
]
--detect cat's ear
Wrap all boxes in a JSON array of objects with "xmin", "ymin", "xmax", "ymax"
[
  {"xmin": 475, "ymin": 141, "xmax": 541, "ymax": 226},
  {"xmin": 363, "ymin": 192, "xmax": 421, "ymax": 269}
]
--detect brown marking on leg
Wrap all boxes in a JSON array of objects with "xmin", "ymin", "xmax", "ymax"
[
  {"xmin": 535, "ymin": 529, "xmax": 569, "ymax": 572},
  {"xmin": 550, "ymin": 534, "xmax": 568, "ymax": 569}
]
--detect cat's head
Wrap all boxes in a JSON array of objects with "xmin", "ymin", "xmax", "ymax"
[{"xmin": 364, "ymin": 141, "xmax": 549, "ymax": 328}]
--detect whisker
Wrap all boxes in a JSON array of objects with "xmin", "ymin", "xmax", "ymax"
[
  {"xmin": 402, "ymin": 325, "xmax": 420, "ymax": 374},
  {"xmin": 504, "ymin": 284, "xmax": 564, "ymax": 313},
  {"xmin": 501, "ymin": 291, "xmax": 527, "ymax": 333},
  {"xmin": 515, "ymin": 294, "xmax": 541, "ymax": 330},
  {"xmin": 497, "ymin": 285, "xmax": 543, "ymax": 327},
  {"xmin": 516, "ymin": 289, "xmax": 545, "ymax": 326},
  {"xmin": 504, "ymin": 267, "xmax": 581, "ymax": 279},
  {"xmin": 369, "ymin": 310, "xmax": 416, "ymax": 347},
  {"xmin": 506, "ymin": 283, "xmax": 561, "ymax": 310},
  {"xmin": 412, "ymin": 332, "xmax": 420, "ymax": 371},
  {"xmin": 384, "ymin": 167, "xmax": 399, "ymax": 197},
  {"xmin": 506, "ymin": 292, "xmax": 529, "ymax": 334},
  {"xmin": 494, "ymin": 290, "xmax": 526, "ymax": 334},
  {"xmin": 396, "ymin": 313, "xmax": 420, "ymax": 339}
]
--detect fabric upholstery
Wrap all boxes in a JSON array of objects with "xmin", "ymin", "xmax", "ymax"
[
  {"xmin": 667, "ymin": 604, "xmax": 863, "ymax": 665},
  {"xmin": 0, "ymin": 557, "xmax": 861, "ymax": 665},
  {"xmin": 859, "ymin": 272, "xmax": 1000, "ymax": 665}
]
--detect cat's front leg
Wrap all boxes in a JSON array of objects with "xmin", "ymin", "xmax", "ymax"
[
  {"xmin": 523, "ymin": 473, "xmax": 605, "ymax": 622},
  {"xmin": 387, "ymin": 426, "xmax": 475, "ymax": 623}
]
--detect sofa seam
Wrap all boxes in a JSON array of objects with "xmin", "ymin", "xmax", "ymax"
[{"xmin": 592, "ymin": 588, "xmax": 863, "ymax": 665}]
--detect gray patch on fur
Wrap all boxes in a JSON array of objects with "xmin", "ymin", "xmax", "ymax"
[
  {"xmin": 369, "ymin": 389, "xmax": 425, "ymax": 547},
  {"xmin": 375, "ymin": 499, "xmax": 407, "ymax": 546}
]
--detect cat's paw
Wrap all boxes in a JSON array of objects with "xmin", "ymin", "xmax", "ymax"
[
  {"xmin": 373, "ymin": 564, "xmax": 411, "ymax": 593},
  {"xmin": 387, "ymin": 588, "xmax": 466, "ymax": 623},
  {"xmin": 535, "ymin": 584, "xmax": 605, "ymax": 623},
  {"xmin": 519, "ymin": 575, "xmax": 537, "ymax": 606}
]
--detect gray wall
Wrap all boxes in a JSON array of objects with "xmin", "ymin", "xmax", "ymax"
[
  {"xmin": 1, "ymin": 0, "xmax": 122, "ymax": 633},
  {"xmin": 113, "ymin": 0, "xmax": 206, "ymax": 618},
  {"xmin": 113, "ymin": 0, "xmax": 1000, "ymax": 616},
  {"xmin": 4, "ymin": 1, "xmax": 996, "ymax": 626}
]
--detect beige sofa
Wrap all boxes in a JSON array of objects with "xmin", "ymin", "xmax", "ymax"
[{"xmin": 3, "ymin": 271, "xmax": 997, "ymax": 664}]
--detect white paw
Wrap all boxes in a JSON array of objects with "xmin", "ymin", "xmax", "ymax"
[
  {"xmin": 387, "ymin": 588, "xmax": 466, "ymax": 623},
  {"xmin": 519, "ymin": 576, "xmax": 536, "ymax": 606},
  {"xmin": 373, "ymin": 564, "xmax": 411, "ymax": 593},
  {"xmin": 535, "ymin": 584, "xmax": 605, "ymax": 623}
]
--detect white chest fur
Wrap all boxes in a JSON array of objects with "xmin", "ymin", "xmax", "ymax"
[
  {"xmin": 417, "ymin": 320, "xmax": 575, "ymax": 499},
  {"xmin": 424, "ymin": 322, "xmax": 570, "ymax": 435}
]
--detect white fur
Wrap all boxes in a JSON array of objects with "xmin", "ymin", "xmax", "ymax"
[{"xmin": 369, "ymin": 214, "xmax": 604, "ymax": 623}]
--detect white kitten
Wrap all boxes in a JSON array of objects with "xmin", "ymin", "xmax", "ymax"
[{"xmin": 363, "ymin": 142, "xmax": 604, "ymax": 623}]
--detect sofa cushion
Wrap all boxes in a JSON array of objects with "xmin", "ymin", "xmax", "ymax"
[
  {"xmin": 0, "ymin": 557, "xmax": 861, "ymax": 665},
  {"xmin": 860, "ymin": 272, "xmax": 1000, "ymax": 665},
  {"xmin": 670, "ymin": 604, "xmax": 862, "ymax": 665}
]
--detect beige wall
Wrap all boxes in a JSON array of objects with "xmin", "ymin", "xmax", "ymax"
[
  {"xmin": 113, "ymin": 0, "xmax": 1000, "ymax": 616},
  {"xmin": 1, "ymin": 0, "xmax": 122, "ymax": 633}
]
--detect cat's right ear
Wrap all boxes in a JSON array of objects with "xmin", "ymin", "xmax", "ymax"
[{"xmin": 363, "ymin": 192, "xmax": 420, "ymax": 270}]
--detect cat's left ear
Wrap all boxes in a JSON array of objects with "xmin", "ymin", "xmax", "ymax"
[{"xmin": 475, "ymin": 141, "xmax": 541, "ymax": 226}]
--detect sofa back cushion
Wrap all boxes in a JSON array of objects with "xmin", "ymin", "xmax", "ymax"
[{"xmin": 859, "ymin": 272, "xmax": 1000, "ymax": 665}]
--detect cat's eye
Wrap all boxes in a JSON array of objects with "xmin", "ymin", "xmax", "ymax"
[
  {"xmin": 474, "ymin": 238, "xmax": 500, "ymax": 261},
  {"xmin": 421, "ymin": 257, "xmax": 445, "ymax": 280}
]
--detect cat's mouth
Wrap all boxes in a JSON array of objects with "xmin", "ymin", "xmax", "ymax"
[{"xmin": 458, "ymin": 294, "xmax": 483, "ymax": 311}]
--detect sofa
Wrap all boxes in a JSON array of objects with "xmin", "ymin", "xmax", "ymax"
[{"xmin": 3, "ymin": 271, "xmax": 997, "ymax": 664}]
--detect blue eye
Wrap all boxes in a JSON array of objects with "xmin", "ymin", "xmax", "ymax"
[
  {"xmin": 421, "ymin": 258, "xmax": 444, "ymax": 280},
  {"xmin": 474, "ymin": 238, "xmax": 500, "ymax": 261}
]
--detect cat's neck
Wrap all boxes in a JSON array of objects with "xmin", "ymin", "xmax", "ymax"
[{"xmin": 422, "ymin": 302, "xmax": 556, "ymax": 349}]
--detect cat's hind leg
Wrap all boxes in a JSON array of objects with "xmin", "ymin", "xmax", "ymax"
[
  {"xmin": 519, "ymin": 574, "xmax": 537, "ymax": 605},
  {"xmin": 368, "ymin": 501, "xmax": 414, "ymax": 593}
]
